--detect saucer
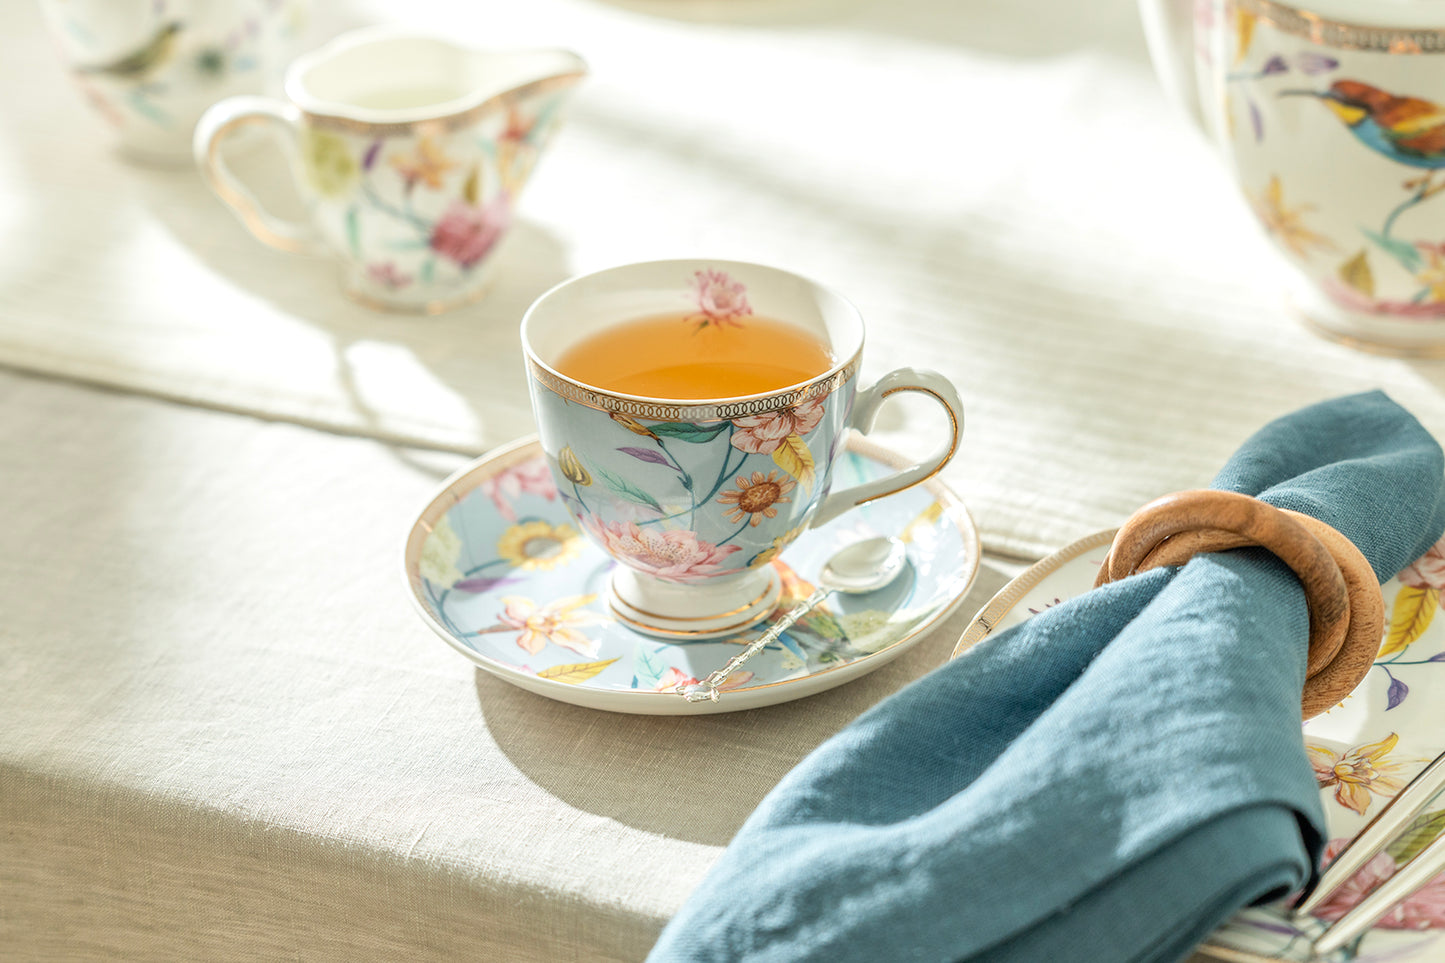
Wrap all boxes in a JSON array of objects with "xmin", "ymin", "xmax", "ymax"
[
  {"xmin": 954, "ymin": 531, "xmax": 1445, "ymax": 962},
  {"xmin": 403, "ymin": 435, "xmax": 980, "ymax": 715}
]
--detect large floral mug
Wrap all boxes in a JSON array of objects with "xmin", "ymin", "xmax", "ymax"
[
  {"xmin": 1141, "ymin": 0, "xmax": 1445, "ymax": 354},
  {"xmin": 522, "ymin": 260, "xmax": 965, "ymax": 639},
  {"xmin": 194, "ymin": 27, "xmax": 585, "ymax": 312}
]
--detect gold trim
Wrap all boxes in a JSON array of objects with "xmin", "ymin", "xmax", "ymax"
[
  {"xmin": 854, "ymin": 385, "xmax": 962, "ymax": 506},
  {"xmin": 1294, "ymin": 307, "xmax": 1445, "ymax": 359},
  {"xmin": 1239, "ymin": 0, "xmax": 1445, "ymax": 53},
  {"xmin": 205, "ymin": 114, "xmax": 314, "ymax": 255},
  {"xmin": 610, "ymin": 577, "xmax": 779, "ymax": 623},
  {"xmin": 527, "ymin": 351, "xmax": 862, "ymax": 421},
  {"xmin": 607, "ymin": 598, "xmax": 778, "ymax": 638},
  {"xmin": 303, "ymin": 71, "xmax": 587, "ymax": 135},
  {"xmin": 401, "ymin": 434, "xmax": 982, "ymax": 704},
  {"xmin": 950, "ymin": 530, "xmax": 1117, "ymax": 660}
]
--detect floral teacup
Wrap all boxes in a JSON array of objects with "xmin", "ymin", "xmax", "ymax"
[
  {"xmin": 522, "ymin": 260, "xmax": 966, "ymax": 639},
  {"xmin": 40, "ymin": 0, "xmax": 305, "ymax": 164},
  {"xmin": 194, "ymin": 27, "xmax": 585, "ymax": 312},
  {"xmin": 1141, "ymin": 0, "xmax": 1445, "ymax": 354}
]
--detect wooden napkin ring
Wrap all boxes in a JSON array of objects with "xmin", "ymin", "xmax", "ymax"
[{"xmin": 1094, "ymin": 490, "xmax": 1383, "ymax": 720}]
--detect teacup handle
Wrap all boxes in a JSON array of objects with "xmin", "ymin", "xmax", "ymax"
[
  {"xmin": 810, "ymin": 367, "xmax": 964, "ymax": 528},
  {"xmin": 193, "ymin": 96, "xmax": 325, "ymax": 255}
]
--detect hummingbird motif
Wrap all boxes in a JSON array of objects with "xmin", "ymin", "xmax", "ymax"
[{"xmin": 75, "ymin": 22, "xmax": 184, "ymax": 84}]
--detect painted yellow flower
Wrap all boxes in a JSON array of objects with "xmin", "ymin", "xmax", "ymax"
[
  {"xmin": 718, "ymin": 471, "xmax": 794, "ymax": 527},
  {"xmin": 301, "ymin": 129, "xmax": 358, "ymax": 198},
  {"xmin": 557, "ymin": 446, "xmax": 592, "ymax": 486},
  {"xmin": 390, "ymin": 134, "xmax": 459, "ymax": 190},
  {"xmin": 1307, "ymin": 733, "xmax": 1417, "ymax": 815},
  {"xmin": 494, "ymin": 594, "xmax": 601, "ymax": 657},
  {"xmin": 1250, "ymin": 176, "xmax": 1335, "ymax": 259},
  {"xmin": 497, "ymin": 520, "xmax": 580, "ymax": 571}
]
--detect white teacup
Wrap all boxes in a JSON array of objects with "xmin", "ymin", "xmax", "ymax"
[
  {"xmin": 195, "ymin": 27, "xmax": 586, "ymax": 312},
  {"xmin": 40, "ymin": 0, "xmax": 304, "ymax": 164}
]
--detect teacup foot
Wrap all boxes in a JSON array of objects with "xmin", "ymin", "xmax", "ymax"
[
  {"xmin": 1292, "ymin": 285, "xmax": 1445, "ymax": 359},
  {"xmin": 608, "ymin": 566, "xmax": 782, "ymax": 640}
]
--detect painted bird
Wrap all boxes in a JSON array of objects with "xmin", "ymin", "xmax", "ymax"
[{"xmin": 76, "ymin": 22, "xmax": 184, "ymax": 83}]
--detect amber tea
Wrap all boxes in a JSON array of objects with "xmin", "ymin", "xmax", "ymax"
[{"xmin": 552, "ymin": 313, "xmax": 836, "ymax": 400}]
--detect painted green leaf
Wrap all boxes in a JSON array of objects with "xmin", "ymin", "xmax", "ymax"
[
  {"xmin": 597, "ymin": 467, "xmax": 662, "ymax": 512},
  {"xmin": 463, "ymin": 165, "xmax": 481, "ymax": 205},
  {"xmin": 647, "ymin": 422, "xmax": 730, "ymax": 443},
  {"xmin": 420, "ymin": 258, "xmax": 436, "ymax": 284},
  {"xmin": 1380, "ymin": 585, "xmax": 1438, "ymax": 658},
  {"xmin": 345, "ymin": 206, "xmax": 360, "ymax": 258},
  {"xmin": 1338, "ymin": 249, "xmax": 1375, "ymax": 297},
  {"xmin": 1386, "ymin": 809, "xmax": 1445, "ymax": 865},
  {"xmin": 633, "ymin": 644, "xmax": 667, "ymax": 688},
  {"xmin": 1365, "ymin": 230, "xmax": 1424, "ymax": 273}
]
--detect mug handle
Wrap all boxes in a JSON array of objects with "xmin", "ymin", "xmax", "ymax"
[
  {"xmin": 809, "ymin": 367, "xmax": 964, "ymax": 528},
  {"xmin": 193, "ymin": 96, "xmax": 325, "ymax": 255}
]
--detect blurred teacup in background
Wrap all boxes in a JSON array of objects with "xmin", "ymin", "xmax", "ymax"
[
  {"xmin": 40, "ymin": 0, "xmax": 305, "ymax": 164},
  {"xmin": 195, "ymin": 27, "xmax": 586, "ymax": 312},
  {"xmin": 1142, "ymin": 0, "xmax": 1445, "ymax": 355}
]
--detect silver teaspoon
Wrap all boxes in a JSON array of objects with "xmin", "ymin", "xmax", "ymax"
[{"xmin": 679, "ymin": 536, "xmax": 909, "ymax": 704}]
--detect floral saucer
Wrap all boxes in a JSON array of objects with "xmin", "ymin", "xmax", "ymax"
[
  {"xmin": 954, "ymin": 531, "xmax": 1445, "ymax": 963},
  {"xmin": 404, "ymin": 435, "xmax": 979, "ymax": 714}
]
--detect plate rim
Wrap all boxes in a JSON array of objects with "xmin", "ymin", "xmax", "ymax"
[
  {"xmin": 402, "ymin": 433, "xmax": 982, "ymax": 711},
  {"xmin": 950, "ymin": 528, "xmax": 1117, "ymax": 660}
]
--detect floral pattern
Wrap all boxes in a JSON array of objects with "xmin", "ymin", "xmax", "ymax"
[
  {"xmin": 410, "ymin": 443, "xmax": 972, "ymax": 705},
  {"xmin": 717, "ymin": 471, "xmax": 794, "ymax": 527},
  {"xmin": 1313, "ymin": 837, "xmax": 1445, "ymax": 931},
  {"xmin": 497, "ymin": 520, "xmax": 580, "ymax": 571},
  {"xmin": 1248, "ymin": 176, "xmax": 1334, "ymax": 259},
  {"xmin": 1307, "ymin": 732, "xmax": 1415, "ymax": 815},
  {"xmin": 582, "ymin": 518, "xmax": 740, "ymax": 581},
  {"xmin": 689, "ymin": 269, "xmax": 752, "ymax": 327},
  {"xmin": 485, "ymin": 595, "xmax": 603, "ymax": 657}
]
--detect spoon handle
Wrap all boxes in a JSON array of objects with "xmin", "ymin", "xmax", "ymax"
[{"xmin": 680, "ymin": 587, "xmax": 832, "ymax": 703}]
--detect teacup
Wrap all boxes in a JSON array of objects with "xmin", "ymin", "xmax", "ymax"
[
  {"xmin": 40, "ymin": 0, "xmax": 304, "ymax": 164},
  {"xmin": 521, "ymin": 260, "xmax": 965, "ymax": 639},
  {"xmin": 194, "ymin": 27, "xmax": 586, "ymax": 312},
  {"xmin": 1141, "ymin": 0, "xmax": 1445, "ymax": 354}
]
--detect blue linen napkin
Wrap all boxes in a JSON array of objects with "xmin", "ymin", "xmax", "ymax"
[{"xmin": 648, "ymin": 392, "xmax": 1445, "ymax": 963}]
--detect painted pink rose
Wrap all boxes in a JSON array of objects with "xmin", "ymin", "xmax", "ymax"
[
  {"xmin": 481, "ymin": 458, "xmax": 558, "ymax": 524},
  {"xmin": 584, "ymin": 518, "xmax": 741, "ymax": 581},
  {"xmin": 430, "ymin": 193, "xmax": 511, "ymax": 269},
  {"xmin": 691, "ymin": 269, "xmax": 752, "ymax": 325},
  {"xmin": 1400, "ymin": 536, "xmax": 1445, "ymax": 590},
  {"xmin": 1313, "ymin": 837, "xmax": 1445, "ymax": 929},
  {"xmin": 730, "ymin": 398, "xmax": 827, "ymax": 454}
]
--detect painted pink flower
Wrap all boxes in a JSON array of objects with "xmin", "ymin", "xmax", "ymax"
[
  {"xmin": 1313, "ymin": 837, "xmax": 1445, "ymax": 929},
  {"xmin": 481, "ymin": 458, "xmax": 558, "ymax": 524},
  {"xmin": 1401, "ymin": 536, "xmax": 1445, "ymax": 590},
  {"xmin": 1322, "ymin": 278, "xmax": 1445, "ymax": 320},
  {"xmin": 584, "ymin": 518, "xmax": 740, "ymax": 581},
  {"xmin": 730, "ymin": 398, "xmax": 827, "ymax": 454},
  {"xmin": 691, "ymin": 270, "xmax": 752, "ymax": 325},
  {"xmin": 430, "ymin": 193, "xmax": 511, "ymax": 269},
  {"xmin": 494, "ymin": 595, "xmax": 602, "ymax": 657},
  {"xmin": 366, "ymin": 262, "xmax": 412, "ymax": 290}
]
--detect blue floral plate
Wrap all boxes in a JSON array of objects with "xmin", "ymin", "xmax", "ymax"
[
  {"xmin": 404, "ymin": 435, "xmax": 980, "ymax": 714},
  {"xmin": 954, "ymin": 531, "xmax": 1445, "ymax": 963}
]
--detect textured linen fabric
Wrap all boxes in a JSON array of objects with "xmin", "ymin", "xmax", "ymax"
[
  {"xmin": 8, "ymin": 0, "xmax": 1445, "ymax": 559},
  {"xmin": 0, "ymin": 369, "xmax": 1016, "ymax": 961},
  {"xmin": 647, "ymin": 393, "xmax": 1445, "ymax": 963}
]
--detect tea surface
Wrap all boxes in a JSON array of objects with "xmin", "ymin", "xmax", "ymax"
[{"xmin": 552, "ymin": 313, "xmax": 835, "ymax": 400}]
